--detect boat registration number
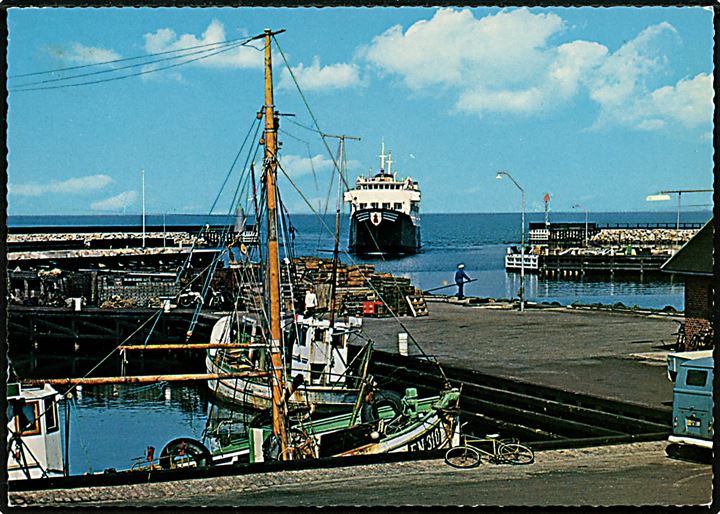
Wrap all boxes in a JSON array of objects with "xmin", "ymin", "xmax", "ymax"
[
  {"xmin": 686, "ymin": 418, "xmax": 701, "ymax": 428},
  {"xmin": 408, "ymin": 424, "xmax": 445, "ymax": 452}
]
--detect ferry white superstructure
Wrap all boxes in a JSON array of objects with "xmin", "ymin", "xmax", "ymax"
[{"xmin": 343, "ymin": 142, "xmax": 421, "ymax": 255}]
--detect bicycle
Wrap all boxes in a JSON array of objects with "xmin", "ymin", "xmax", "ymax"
[
  {"xmin": 445, "ymin": 432, "xmax": 534, "ymax": 468},
  {"xmin": 673, "ymin": 321, "xmax": 686, "ymax": 351}
]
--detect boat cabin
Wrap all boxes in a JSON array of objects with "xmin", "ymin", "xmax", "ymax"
[{"xmin": 7, "ymin": 382, "xmax": 64, "ymax": 480}]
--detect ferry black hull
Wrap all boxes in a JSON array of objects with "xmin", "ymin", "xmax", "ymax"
[{"xmin": 349, "ymin": 209, "xmax": 421, "ymax": 255}]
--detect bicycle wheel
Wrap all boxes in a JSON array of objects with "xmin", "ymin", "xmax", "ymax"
[
  {"xmin": 498, "ymin": 443, "xmax": 534, "ymax": 465},
  {"xmin": 445, "ymin": 446, "xmax": 481, "ymax": 468}
]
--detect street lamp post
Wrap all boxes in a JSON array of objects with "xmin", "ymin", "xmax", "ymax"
[
  {"xmin": 645, "ymin": 189, "xmax": 713, "ymax": 230},
  {"xmin": 572, "ymin": 204, "xmax": 588, "ymax": 247},
  {"xmin": 496, "ymin": 171, "xmax": 525, "ymax": 312}
]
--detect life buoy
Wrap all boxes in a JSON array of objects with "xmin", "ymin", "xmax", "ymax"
[
  {"xmin": 159, "ymin": 437, "xmax": 212, "ymax": 469},
  {"xmin": 360, "ymin": 389, "xmax": 403, "ymax": 424}
]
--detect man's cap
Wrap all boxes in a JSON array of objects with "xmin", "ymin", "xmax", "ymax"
[{"xmin": 458, "ymin": 264, "xmax": 465, "ymax": 269}]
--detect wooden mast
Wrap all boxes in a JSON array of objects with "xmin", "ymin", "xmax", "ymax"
[{"xmin": 263, "ymin": 28, "xmax": 289, "ymax": 458}]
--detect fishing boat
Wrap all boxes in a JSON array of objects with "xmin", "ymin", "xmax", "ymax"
[
  {"xmin": 344, "ymin": 143, "xmax": 421, "ymax": 255},
  {"xmin": 161, "ymin": 385, "xmax": 460, "ymax": 467},
  {"xmin": 205, "ymin": 313, "xmax": 366, "ymax": 411},
  {"xmin": 7, "ymin": 382, "xmax": 65, "ymax": 480},
  {"xmin": 163, "ymin": 28, "xmax": 459, "ymax": 466},
  {"xmin": 8, "ymin": 29, "xmax": 459, "ymax": 483}
]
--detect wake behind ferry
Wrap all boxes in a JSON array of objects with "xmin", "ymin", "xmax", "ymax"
[{"xmin": 344, "ymin": 142, "xmax": 421, "ymax": 255}]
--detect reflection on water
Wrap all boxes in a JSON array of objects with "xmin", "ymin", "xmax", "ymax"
[
  {"xmin": 58, "ymin": 382, "xmax": 209, "ymax": 474},
  {"xmin": 506, "ymin": 273, "xmax": 684, "ymax": 310}
]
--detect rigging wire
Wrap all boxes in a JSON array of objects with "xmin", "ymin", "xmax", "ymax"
[
  {"xmin": 174, "ymin": 116, "xmax": 261, "ymax": 287},
  {"xmin": 277, "ymin": 128, "xmax": 320, "ymax": 191},
  {"xmin": 10, "ymin": 40, "xmax": 255, "ymax": 92},
  {"xmin": 184, "ymin": 120, "xmax": 263, "ymax": 338},
  {"xmin": 272, "ymin": 36, "xmax": 352, "ymax": 194},
  {"xmin": 10, "ymin": 39, "xmax": 254, "ymax": 90},
  {"xmin": 275, "ymin": 159, "xmax": 449, "ymax": 384},
  {"xmin": 9, "ymin": 35, "xmax": 259, "ymax": 79},
  {"xmin": 317, "ymin": 139, "xmax": 344, "ymax": 251},
  {"xmin": 8, "ymin": 307, "xmax": 167, "ymax": 446},
  {"xmin": 209, "ymin": 117, "xmax": 261, "ymax": 215}
]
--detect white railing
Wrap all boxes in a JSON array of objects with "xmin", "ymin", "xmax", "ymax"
[
  {"xmin": 505, "ymin": 254, "xmax": 539, "ymax": 271},
  {"xmin": 529, "ymin": 229, "xmax": 549, "ymax": 243}
]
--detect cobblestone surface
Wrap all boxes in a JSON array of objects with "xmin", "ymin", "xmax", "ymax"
[{"xmin": 8, "ymin": 442, "xmax": 712, "ymax": 507}]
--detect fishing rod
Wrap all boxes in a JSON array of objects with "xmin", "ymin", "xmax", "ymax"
[{"xmin": 423, "ymin": 279, "xmax": 478, "ymax": 294}]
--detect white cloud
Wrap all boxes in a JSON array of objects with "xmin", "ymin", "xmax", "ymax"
[
  {"xmin": 279, "ymin": 154, "xmax": 335, "ymax": 177},
  {"xmin": 360, "ymin": 8, "xmax": 712, "ymax": 130},
  {"xmin": 279, "ymin": 153, "xmax": 361, "ymax": 178},
  {"xmin": 90, "ymin": 191, "xmax": 138, "ymax": 211},
  {"xmin": 585, "ymin": 22, "xmax": 687, "ymax": 130},
  {"xmin": 279, "ymin": 57, "xmax": 361, "ymax": 91},
  {"xmin": 362, "ymin": 8, "xmax": 564, "ymax": 92},
  {"xmin": 54, "ymin": 43, "xmax": 122, "ymax": 65},
  {"xmin": 143, "ymin": 20, "xmax": 261, "ymax": 70},
  {"xmin": 10, "ymin": 174, "xmax": 113, "ymax": 197},
  {"xmin": 645, "ymin": 73, "xmax": 713, "ymax": 128}
]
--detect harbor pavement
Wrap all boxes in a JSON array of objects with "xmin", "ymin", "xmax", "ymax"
[
  {"xmin": 8, "ymin": 442, "xmax": 712, "ymax": 507},
  {"xmin": 357, "ymin": 300, "xmax": 680, "ymax": 408}
]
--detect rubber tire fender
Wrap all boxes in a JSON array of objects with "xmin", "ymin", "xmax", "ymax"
[
  {"xmin": 159, "ymin": 437, "xmax": 213, "ymax": 470},
  {"xmin": 361, "ymin": 389, "xmax": 403, "ymax": 423}
]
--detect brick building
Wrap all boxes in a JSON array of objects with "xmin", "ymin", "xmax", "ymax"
[{"xmin": 661, "ymin": 220, "xmax": 714, "ymax": 350}]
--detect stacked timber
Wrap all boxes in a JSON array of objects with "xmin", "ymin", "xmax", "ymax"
[{"xmin": 291, "ymin": 257, "xmax": 423, "ymax": 317}]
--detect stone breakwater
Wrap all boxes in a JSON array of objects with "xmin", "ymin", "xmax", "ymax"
[
  {"xmin": 8, "ymin": 231, "xmax": 202, "ymax": 247},
  {"xmin": 590, "ymin": 228, "xmax": 698, "ymax": 246}
]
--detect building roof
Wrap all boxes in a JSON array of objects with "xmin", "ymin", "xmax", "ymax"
[{"xmin": 661, "ymin": 219, "xmax": 713, "ymax": 276}]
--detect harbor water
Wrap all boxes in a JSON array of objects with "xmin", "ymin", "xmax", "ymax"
[{"xmin": 8, "ymin": 210, "xmax": 710, "ymax": 473}]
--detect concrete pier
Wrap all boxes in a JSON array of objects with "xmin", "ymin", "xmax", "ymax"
[{"xmin": 357, "ymin": 301, "xmax": 679, "ymax": 408}]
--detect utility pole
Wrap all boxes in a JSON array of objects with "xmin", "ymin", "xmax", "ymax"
[{"xmin": 141, "ymin": 169, "xmax": 146, "ymax": 248}]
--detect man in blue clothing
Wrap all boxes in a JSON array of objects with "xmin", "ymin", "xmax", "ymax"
[{"xmin": 455, "ymin": 264, "xmax": 471, "ymax": 300}]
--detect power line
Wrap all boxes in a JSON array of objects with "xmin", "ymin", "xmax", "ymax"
[
  {"xmin": 9, "ymin": 35, "xmax": 255, "ymax": 79},
  {"xmin": 9, "ymin": 41, "xmax": 254, "ymax": 92},
  {"xmin": 10, "ymin": 39, "xmax": 252, "ymax": 89}
]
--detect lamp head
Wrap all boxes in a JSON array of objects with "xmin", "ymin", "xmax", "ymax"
[
  {"xmin": 495, "ymin": 173, "xmax": 503, "ymax": 180},
  {"xmin": 646, "ymin": 194, "xmax": 672, "ymax": 202}
]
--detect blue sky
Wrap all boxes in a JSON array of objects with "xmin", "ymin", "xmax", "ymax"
[{"xmin": 6, "ymin": 7, "xmax": 714, "ymax": 215}]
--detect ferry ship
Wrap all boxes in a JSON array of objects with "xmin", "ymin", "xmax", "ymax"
[{"xmin": 343, "ymin": 143, "xmax": 421, "ymax": 255}]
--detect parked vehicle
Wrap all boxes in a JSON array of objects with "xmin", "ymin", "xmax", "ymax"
[{"xmin": 666, "ymin": 352, "xmax": 713, "ymax": 450}]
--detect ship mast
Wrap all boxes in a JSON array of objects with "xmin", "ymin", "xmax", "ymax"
[
  {"xmin": 262, "ymin": 28, "xmax": 289, "ymax": 458},
  {"xmin": 323, "ymin": 133, "xmax": 360, "ymax": 329},
  {"xmin": 379, "ymin": 140, "xmax": 386, "ymax": 174}
]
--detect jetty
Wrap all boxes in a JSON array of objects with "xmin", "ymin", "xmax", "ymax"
[{"xmin": 505, "ymin": 222, "xmax": 703, "ymax": 275}]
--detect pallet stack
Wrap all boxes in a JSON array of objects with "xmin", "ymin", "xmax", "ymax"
[
  {"xmin": 291, "ymin": 257, "xmax": 425, "ymax": 317},
  {"xmin": 97, "ymin": 273, "xmax": 180, "ymax": 308}
]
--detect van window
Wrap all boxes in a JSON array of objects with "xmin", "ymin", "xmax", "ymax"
[{"xmin": 686, "ymin": 369, "xmax": 707, "ymax": 387}]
